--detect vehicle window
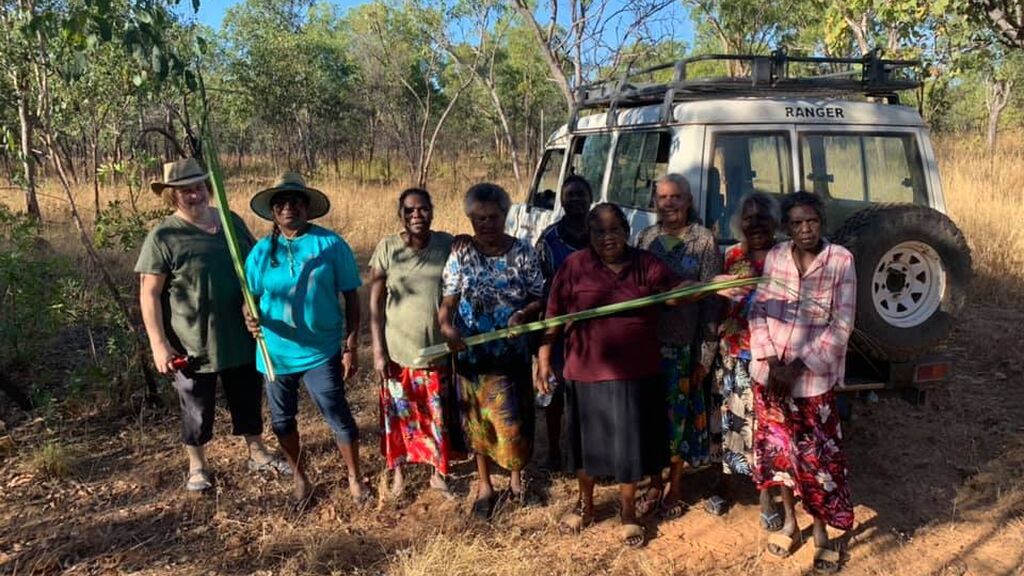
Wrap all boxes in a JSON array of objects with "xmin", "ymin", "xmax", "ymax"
[
  {"xmin": 707, "ymin": 133, "xmax": 792, "ymax": 240},
  {"xmin": 608, "ymin": 131, "xmax": 671, "ymax": 211},
  {"xmin": 529, "ymin": 149, "xmax": 565, "ymax": 210},
  {"xmin": 568, "ymin": 134, "xmax": 612, "ymax": 198},
  {"xmin": 800, "ymin": 133, "xmax": 927, "ymax": 205}
]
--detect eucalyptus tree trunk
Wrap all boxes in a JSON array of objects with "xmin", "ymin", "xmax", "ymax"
[
  {"xmin": 985, "ymin": 77, "xmax": 1013, "ymax": 149},
  {"xmin": 91, "ymin": 126, "xmax": 101, "ymax": 219},
  {"xmin": 16, "ymin": 87, "xmax": 41, "ymax": 220}
]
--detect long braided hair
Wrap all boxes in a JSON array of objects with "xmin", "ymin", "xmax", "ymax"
[{"xmin": 269, "ymin": 223, "xmax": 282, "ymax": 268}]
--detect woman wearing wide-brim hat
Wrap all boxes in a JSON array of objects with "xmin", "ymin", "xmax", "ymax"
[
  {"xmin": 136, "ymin": 158, "xmax": 288, "ymax": 493},
  {"xmin": 243, "ymin": 171, "xmax": 371, "ymax": 506}
]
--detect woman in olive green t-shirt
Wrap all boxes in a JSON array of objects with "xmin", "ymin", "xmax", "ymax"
[
  {"xmin": 136, "ymin": 159, "xmax": 287, "ymax": 492},
  {"xmin": 369, "ymin": 188, "xmax": 456, "ymax": 499}
]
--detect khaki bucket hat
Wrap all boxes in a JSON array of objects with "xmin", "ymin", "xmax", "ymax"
[
  {"xmin": 150, "ymin": 158, "xmax": 209, "ymax": 195},
  {"xmin": 250, "ymin": 172, "xmax": 331, "ymax": 221}
]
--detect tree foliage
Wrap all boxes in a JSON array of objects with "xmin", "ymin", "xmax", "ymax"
[{"xmin": 0, "ymin": 0, "xmax": 1021, "ymax": 205}]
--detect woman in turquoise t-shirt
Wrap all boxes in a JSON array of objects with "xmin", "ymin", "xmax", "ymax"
[{"xmin": 244, "ymin": 172, "xmax": 369, "ymax": 505}]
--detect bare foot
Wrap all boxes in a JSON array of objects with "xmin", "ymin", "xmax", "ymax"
[
  {"xmin": 349, "ymin": 475, "xmax": 372, "ymax": 506},
  {"xmin": 429, "ymin": 472, "xmax": 451, "ymax": 495},
  {"xmin": 293, "ymin": 474, "xmax": 313, "ymax": 503},
  {"xmin": 391, "ymin": 467, "xmax": 405, "ymax": 498}
]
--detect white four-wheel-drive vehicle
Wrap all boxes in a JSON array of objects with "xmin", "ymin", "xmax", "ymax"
[{"xmin": 506, "ymin": 51, "xmax": 972, "ymax": 396}]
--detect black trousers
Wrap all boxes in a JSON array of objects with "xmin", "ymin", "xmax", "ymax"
[{"xmin": 172, "ymin": 363, "xmax": 264, "ymax": 446}]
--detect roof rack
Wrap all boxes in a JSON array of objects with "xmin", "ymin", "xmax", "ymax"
[{"xmin": 569, "ymin": 48, "xmax": 922, "ymax": 130}]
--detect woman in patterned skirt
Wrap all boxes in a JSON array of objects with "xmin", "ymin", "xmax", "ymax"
[
  {"xmin": 712, "ymin": 193, "xmax": 782, "ymax": 526},
  {"xmin": 750, "ymin": 192, "xmax": 856, "ymax": 573},
  {"xmin": 370, "ymin": 188, "xmax": 455, "ymax": 499},
  {"xmin": 636, "ymin": 173, "xmax": 721, "ymax": 520},
  {"xmin": 438, "ymin": 183, "xmax": 545, "ymax": 519}
]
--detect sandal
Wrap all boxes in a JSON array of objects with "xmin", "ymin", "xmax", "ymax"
[
  {"xmin": 635, "ymin": 486, "xmax": 662, "ymax": 518},
  {"xmin": 471, "ymin": 492, "xmax": 498, "ymax": 520},
  {"xmin": 659, "ymin": 497, "xmax": 688, "ymax": 521},
  {"xmin": 703, "ymin": 495, "xmax": 728, "ymax": 516},
  {"xmin": 760, "ymin": 511, "xmax": 783, "ymax": 532},
  {"xmin": 558, "ymin": 504, "xmax": 594, "ymax": 535},
  {"xmin": 813, "ymin": 547, "xmax": 842, "ymax": 574},
  {"xmin": 185, "ymin": 469, "xmax": 213, "ymax": 492},
  {"xmin": 766, "ymin": 531, "xmax": 799, "ymax": 558},
  {"xmin": 619, "ymin": 523, "xmax": 646, "ymax": 548}
]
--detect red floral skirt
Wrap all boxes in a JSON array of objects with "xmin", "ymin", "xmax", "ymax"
[
  {"xmin": 379, "ymin": 365, "xmax": 451, "ymax": 474},
  {"xmin": 753, "ymin": 386, "xmax": 854, "ymax": 530}
]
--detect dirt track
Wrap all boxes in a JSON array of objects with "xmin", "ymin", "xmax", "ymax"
[{"xmin": 1, "ymin": 295, "xmax": 1023, "ymax": 575}]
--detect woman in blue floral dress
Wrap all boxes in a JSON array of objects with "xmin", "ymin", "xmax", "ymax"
[
  {"xmin": 636, "ymin": 174, "xmax": 721, "ymax": 520},
  {"xmin": 439, "ymin": 183, "xmax": 545, "ymax": 519}
]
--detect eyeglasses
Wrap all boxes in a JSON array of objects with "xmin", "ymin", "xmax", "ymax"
[{"xmin": 271, "ymin": 194, "xmax": 307, "ymax": 209}]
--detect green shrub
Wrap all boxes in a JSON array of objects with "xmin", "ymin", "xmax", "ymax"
[{"xmin": 0, "ymin": 205, "xmax": 68, "ymax": 364}]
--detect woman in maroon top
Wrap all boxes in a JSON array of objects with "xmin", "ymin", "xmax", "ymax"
[{"xmin": 538, "ymin": 203, "xmax": 681, "ymax": 548}]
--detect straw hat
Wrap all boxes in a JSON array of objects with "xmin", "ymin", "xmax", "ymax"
[
  {"xmin": 150, "ymin": 158, "xmax": 209, "ymax": 195},
  {"xmin": 250, "ymin": 172, "xmax": 331, "ymax": 221}
]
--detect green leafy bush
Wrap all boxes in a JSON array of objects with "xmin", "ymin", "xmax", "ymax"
[
  {"xmin": 0, "ymin": 205, "xmax": 68, "ymax": 364},
  {"xmin": 93, "ymin": 200, "xmax": 169, "ymax": 251}
]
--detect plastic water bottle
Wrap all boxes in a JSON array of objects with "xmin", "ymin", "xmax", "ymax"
[{"xmin": 536, "ymin": 375, "xmax": 558, "ymax": 408}]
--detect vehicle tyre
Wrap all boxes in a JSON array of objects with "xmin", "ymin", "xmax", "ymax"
[{"xmin": 831, "ymin": 204, "xmax": 972, "ymax": 362}]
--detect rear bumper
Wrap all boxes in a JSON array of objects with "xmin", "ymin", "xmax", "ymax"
[{"xmin": 839, "ymin": 352, "xmax": 953, "ymax": 392}]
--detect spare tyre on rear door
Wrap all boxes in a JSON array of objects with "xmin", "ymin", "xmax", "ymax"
[{"xmin": 831, "ymin": 204, "xmax": 972, "ymax": 363}]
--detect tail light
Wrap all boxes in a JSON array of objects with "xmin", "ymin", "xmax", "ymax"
[{"xmin": 913, "ymin": 361, "xmax": 951, "ymax": 383}]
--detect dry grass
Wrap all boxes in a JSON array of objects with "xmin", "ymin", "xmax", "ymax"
[
  {"xmin": 26, "ymin": 439, "xmax": 78, "ymax": 480},
  {"xmin": 934, "ymin": 135, "xmax": 1024, "ymax": 305}
]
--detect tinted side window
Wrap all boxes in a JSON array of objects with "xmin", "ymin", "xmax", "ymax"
[
  {"xmin": 707, "ymin": 133, "xmax": 792, "ymax": 239},
  {"xmin": 800, "ymin": 134, "xmax": 927, "ymax": 204},
  {"xmin": 529, "ymin": 149, "xmax": 565, "ymax": 210},
  {"xmin": 568, "ymin": 134, "xmax": 612, "ymax": 198},
  {"xmin": 608, "ymin": 131, "xmax": 671, "ymax": 211},
  {"xmin": 800, "ymin": 133, "xmax": 928, "ymax": 233}
]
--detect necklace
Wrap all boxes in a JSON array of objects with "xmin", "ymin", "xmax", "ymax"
[{"xmin": 281, "ymin": 236, "xmax": 297, "ymax": 276}]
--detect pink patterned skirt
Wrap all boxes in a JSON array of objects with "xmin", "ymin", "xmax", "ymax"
[{"xmin": 753, "ymin": 386, "xmax": 854, "ymax": 530}]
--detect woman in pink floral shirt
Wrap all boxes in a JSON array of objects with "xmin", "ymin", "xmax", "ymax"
[{"xmin": 749, "ymin": 192, "xmax": 856, "ymax": 574}]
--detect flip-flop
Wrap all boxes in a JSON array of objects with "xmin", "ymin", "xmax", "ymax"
[
  {"xmin": 703, "ymin": 495, "xmax": 728, "ymax": 516},
  {"xmin": 659, "ymin": 498, "xmax": 688, "ymax": 521},
  {"xmin": 185, "ymin": 469, "xmax": 213, "ymax": 492},
  {"xmin": 471, "ymin": 493, "xmax": 498, "ymax": 520},
  {"xmin": 813, "ymin": 547, "xmax": 842, "ymax": 574},
  {"xmin": 635, "ymin": 486, "xmax": 661, "ymax": 518},
  {"xmin": 619, "ymin": 523, "xmax": 646, "ymax": 548},
  {"xmin": 766, "ymin": 531, "xmax": 798, "ymax": 558},
  {"xmin": 760, "ymin": 511, "xmax": 783, "ymax": 532},
  {"xmin": 499, "ymin": 486, "xmax": 534, "ymax": 508}
]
